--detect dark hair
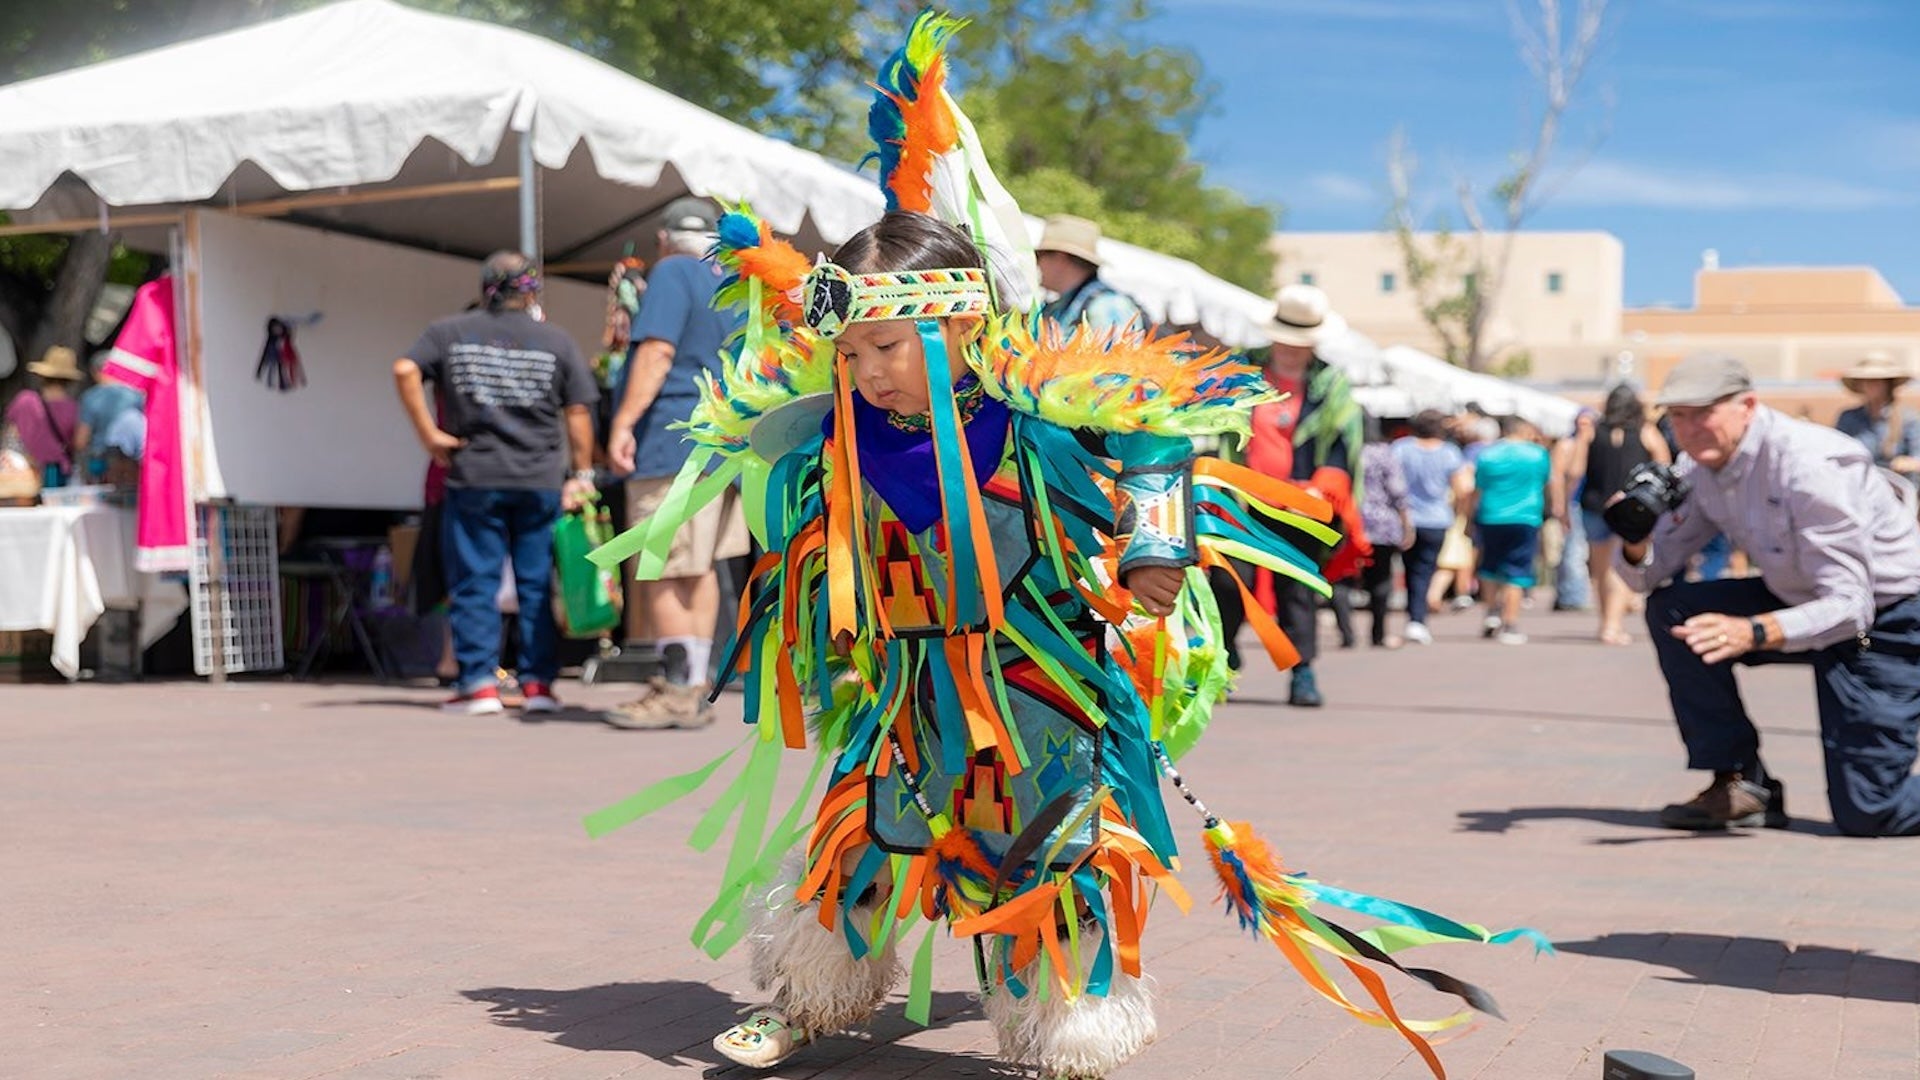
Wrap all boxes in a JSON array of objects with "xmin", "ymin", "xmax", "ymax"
[
  {"xmin": 1411, "ymin": 408, "xmax": 1448, "ymax": 439},
  {"xmin": 832, "ymin": 211, "xmax": 987, "ymax": 278},
  {"xmin": 1498, "ymin": 414, "xmax": 1527, "ymax": 438},
  {"xmin": 481, "ymin": 250, "xmax": 538, "ymax": 311},
  {"xmin": 1602, "ymin": 383, "xmax": 1644, "ymax": 429}
]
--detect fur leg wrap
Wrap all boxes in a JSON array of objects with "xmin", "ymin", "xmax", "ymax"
[
  {"xmin": 745, "ymin": 856, "xmax": 902, "ymax": 1035},
  {"xmin": 980, "ymin": 923, "xmax": 1157, "ymax": 1079}
]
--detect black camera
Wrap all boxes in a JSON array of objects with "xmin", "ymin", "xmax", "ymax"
[{"xmin": 1602, "ymin": 462, "xmax": 1690, "ymax": 544}]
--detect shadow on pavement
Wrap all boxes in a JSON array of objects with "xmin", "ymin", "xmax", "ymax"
[
  {"xmin": 1458, "ymin": 805, "xmax": 1840, "ymax": 840},
  {"xmin": 1456, "ymin": 806, "xmax": 1665, "ymax": 833},
  {"xmin": 461, "ymin": 981, "xmax": 998, "ymax": 1075},
  {"xmin": 1557, "ymin": 933, "xmax": 1920, "ymax": 1002}
]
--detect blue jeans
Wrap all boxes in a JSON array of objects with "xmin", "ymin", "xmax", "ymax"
[
  {"xmin": 1555, "ymin": 517, "xmax": 1592, "ymax": 609},
  {"xmin": 1403, "ymin": 526, "xmax": 1448, "ymax": 625},
  {"xmin": 442, "ymin": 487, "xmax": 562, "ymax": 693},
  {"xmin": 1697, "ymin": 532, "xmax": 1732, "ymax": 581},
  {"xmin": 1648, "ymin": 578, "xmax": 1920, "ymax": 836}
]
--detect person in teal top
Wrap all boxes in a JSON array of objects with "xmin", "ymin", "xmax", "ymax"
[{"xmin": 1471, "ymin": 417, "xmax": 1555, "ymax": 644}]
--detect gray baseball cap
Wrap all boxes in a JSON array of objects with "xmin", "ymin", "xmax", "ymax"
[
  {"xmin": 660, "ymin": 196, "xmax": 718, "ymax": 233},
  {"xmin": 1654, "ymin": 353, "xmax": 1753, "ymax": 408}
]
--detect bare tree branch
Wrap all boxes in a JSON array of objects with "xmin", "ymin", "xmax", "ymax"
[{"xmin": 1383, "ymin": 0, "xmax": 1608, "ymax": 371}]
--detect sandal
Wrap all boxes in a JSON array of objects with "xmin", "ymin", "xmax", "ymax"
[
  {"xmin": 1598, "ymin": 628, "xmax": 1633, "ymax": 646},
  {"xmin": 713, "ymin": 1005, "xmax": 811, "ymax": 1068}
]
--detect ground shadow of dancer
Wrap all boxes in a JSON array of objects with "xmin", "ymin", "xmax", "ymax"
[
  {"xmin": 1557, "ymin": 932, "xmax": 1920, "ymax": 1003},
  {"xmin": 461, "ymin": 980, "xmax": 1000, "ymax": 1075}
]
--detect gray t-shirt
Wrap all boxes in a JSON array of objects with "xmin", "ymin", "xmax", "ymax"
[{"xmin": 406, "ymin": 308, "xmax": 598, "ymax": 491}]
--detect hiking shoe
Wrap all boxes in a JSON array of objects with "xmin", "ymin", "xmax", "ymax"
[
  {"xmin": 442, "ymin": 685, "xmax": 504, "ymax": 715},
  {"xmin": 1404, "ymin": 621, "xmax": 1433, "ymax": 645},
  {"xmin": 520, "ymin": 681, "xmax": 560, "ymax": 716},
  {"xmin": 1658, "ymin": 773, "xmax": 1789, "ymax": 831},
  {"xmin": 713, "ymin": 1005, "xmax": 810, "ymax": 1068},
  {"xmin": 605, "ymin": 681, "xmax": 714, "ymax": 730},
  {"xmin": 1288, "ymin": 667, "xmax": 1324, "ymax": 708}
]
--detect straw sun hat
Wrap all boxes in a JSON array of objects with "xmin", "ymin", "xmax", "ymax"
[
  {"xmin": 1840, "ymin": 350, "xmax": 1912, "ymax": 394},
  {"xmin": 1266, "ymin": 283, "xmax": 1347, "ymax": 348},
  {"xmin": 1034, "ymin": 215, "xmax": 1104, "ymax": 267},
  {"xmin": 26, "ymin": 345, "xmax": 83, "ymax": 381}
]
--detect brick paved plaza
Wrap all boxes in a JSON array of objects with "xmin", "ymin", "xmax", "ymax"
[{"xmin": 5, "ymin": 606, "xmax": 1917, "ymax": 1079}]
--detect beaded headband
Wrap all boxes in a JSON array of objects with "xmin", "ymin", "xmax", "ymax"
[{"xmin": 800, "ymin": 261, "xmax": 993, "ymax": 338}]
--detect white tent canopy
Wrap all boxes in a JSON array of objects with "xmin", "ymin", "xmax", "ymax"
[
  {"xmin": 1319, "ymin": 333, "xmax": 1582, "ymax": 437},
  {"xmin": 0, "ymin": 0, "xmax": 1278, "ymax": 345}
]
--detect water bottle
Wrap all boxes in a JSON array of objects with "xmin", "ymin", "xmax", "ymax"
[{"xmin": 369, "ymin": 545, "xmax": 394, "ymax": 609}]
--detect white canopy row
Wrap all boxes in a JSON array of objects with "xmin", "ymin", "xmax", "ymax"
[{"xmin": 0, "ymin": 0, "xmax": 1280, "ymax": 347}]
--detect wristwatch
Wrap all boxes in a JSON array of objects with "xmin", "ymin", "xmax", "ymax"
[
  {"xmin": 569, "ymin": 469, "xmax": 596, "ymax": 484},
  {"xmin": 1749, "ymin": 618, "xmax": 1768, "ymax": 649}
]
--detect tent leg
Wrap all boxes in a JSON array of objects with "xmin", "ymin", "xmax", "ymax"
[{"xmin": 518, "ymin": 126, "xmax": 538, "ymax": 264}]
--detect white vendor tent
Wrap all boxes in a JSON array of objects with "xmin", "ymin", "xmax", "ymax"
[
  {"xmin": 1319, "ymin": 333, "xmax": 1582, "ymax": 437},
  {"xmin": 0, "ymin": 0, "xmax": 1278, "ymax": 346}
]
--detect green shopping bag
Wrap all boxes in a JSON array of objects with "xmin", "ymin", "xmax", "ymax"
[{"xmin": 553, "ymin": 493, "xmax": 623, "ymax": 639}]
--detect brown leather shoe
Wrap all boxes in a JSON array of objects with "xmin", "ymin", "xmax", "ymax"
[
  {"xmin": 604, "ymin": 681, "xmax": 714, "ymax": 730},
  {"xmin": 1658, "ymin": 773, "xmax": 1788, "ymax": 830}
]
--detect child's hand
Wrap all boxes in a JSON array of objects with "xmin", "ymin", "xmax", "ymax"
[{"xmin": 1124, "ymin": 565, "xmax": 1184, "ymax": 618}]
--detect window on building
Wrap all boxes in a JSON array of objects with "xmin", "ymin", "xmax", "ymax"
[
  {"xmin": 1298, "ymin": 271, "xmax": 1316, "ymax": 286},
  {"xmin": 1546, "ymin": 271, "xmax": 1564, "ymax": 294},
  {"xmin": 1380, "ymin": 272, "xmax": 1396, "ymax": 293}
]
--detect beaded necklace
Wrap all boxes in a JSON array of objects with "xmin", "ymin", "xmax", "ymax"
[{"xmin": 885, "ymin": 375, "xmax": 987, "ymax": 433}]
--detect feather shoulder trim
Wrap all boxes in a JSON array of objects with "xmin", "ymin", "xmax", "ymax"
[{"xmin": 974, "ymin": 314, "xmax": 1276, "ymax": 437}]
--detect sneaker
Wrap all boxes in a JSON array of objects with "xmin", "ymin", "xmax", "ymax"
[
  {"xmin": 713, "ymin": 1005, "xmax": 810, "ymax": 1068},
  {"xmin": 442, "ymin": 685, "xmax": 504, "ymax": 715},
  {"xmin": 1288, "ymin": 667, "xmax": 1324, "ymax": 708},
  {"xmin": 1404, "ymin": 622, "xmax": 1433, "ymax": 645},
  {"xmin": 1482, "ymin": 615, "xmax": 1502, "ymax": 639},
  {"xmin": 605, "ymin": 681, "xmax": 714, "ymax": 730},
  {"xmin": 1496, "ymin": 627, "xmax": 1528, "ymax": 645},
  {"xmin": 520, "ymin": 681, "xmax": 560, "ymax": 716},
  {"xmin": 1658, "ymin": 773, "xmax": 1789, "ymax": 831},
  {"xmin": 1448, "ymin": 594, "xmax": 1478, "ymax": 612}
]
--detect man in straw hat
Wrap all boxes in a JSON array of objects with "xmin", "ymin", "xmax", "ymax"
[
  {"xmin": 1613, "ymin": 352, "xmax": 1920, "ymax": 836},
  {"xmin": 3, "ymin": 345, "xmax": 84, "ymax": 484},
  {"xmin": 1834, "ymin": 349, "xmax": 1920, "ymax": 478},
  {"xmin": 1034, "ymin": 214, "xmax": 1145, "ymax": 333},
  {"xmin": 1216, "ymin": 282, "xmax": 1363, "ymax": 707}
]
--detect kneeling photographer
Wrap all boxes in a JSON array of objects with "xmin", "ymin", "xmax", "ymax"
[{"xmin": 1608, "ymin": 354, "xmax": 1920, "ymax": 836}]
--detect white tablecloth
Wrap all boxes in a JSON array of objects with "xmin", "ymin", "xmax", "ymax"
[{"xmin": 0, "ymin": 505, "xmax": 190, "ymax": 678}]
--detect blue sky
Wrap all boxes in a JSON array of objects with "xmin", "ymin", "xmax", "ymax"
[{"xmin": 1142, "ymin": 0, "xmax": 1920, "ymax": 307}]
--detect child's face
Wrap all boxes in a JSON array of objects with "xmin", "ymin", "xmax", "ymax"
[{"xmin": 837, "ymin": 318, "xmax": 973, "ymax": 416}]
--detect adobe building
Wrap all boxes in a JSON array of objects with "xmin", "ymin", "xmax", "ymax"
[
  {"xmin": 1270, "ymin": 231, "xmax": 1920, "ymax": 423},
  {"xmin": 1269, "ymin": 230, "xmax": 1623, "ymax": 379},
  {"xmin": 1620, "ymin": 263, "xmax": 1920, "ymax": 423}
]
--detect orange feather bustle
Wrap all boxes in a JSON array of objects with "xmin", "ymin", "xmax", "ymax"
[{"xmin": 882, "ymin": 53, "xmax": 959, "ymax": 214}]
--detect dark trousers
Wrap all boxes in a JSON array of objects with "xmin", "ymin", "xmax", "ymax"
[
  {"xmin": 1361, "ymin": 545, "xmax": 1402, "ymax": 645},
  {"xmin": 1403, "ymin": 527, "xmax": 1447, "ymax": 625},
  {"xmin": 1648, "ymin": 578, "xmax": 1920, "ymax": 837},
  {"xmin": 443, "ymin": 487, "xmax": 562, "ymax": 692},
  {"xmin": 1214, "ymin": 562, "xmax": 1319, "ymax": 671}
]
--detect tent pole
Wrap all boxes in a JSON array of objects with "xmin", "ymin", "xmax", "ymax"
[{"xmin": 518, "ymin": 125, "xmax": 538, "ymax": 265}]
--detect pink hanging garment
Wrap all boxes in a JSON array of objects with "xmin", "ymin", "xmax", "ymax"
[{"xmin": 102, "ymin": 276, "xmax": 191, "ymax": 572}]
